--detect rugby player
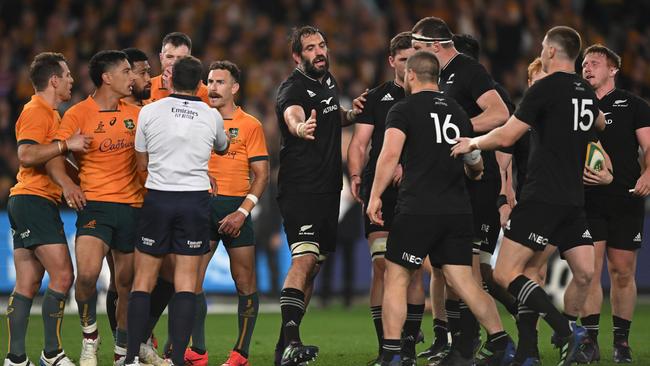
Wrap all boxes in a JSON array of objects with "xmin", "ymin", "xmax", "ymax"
[
  {"xmin": 46, "ymin": 50, "xmax": 141, "ymax": 366},
  {"xmin": 274, "ymin": 25, "xmax": 357, "ymax": 365},
  {"xmin": 368, "ymin": 50, "xmax": 512, "ymax": 366},
  {"xmin": 347, "ymin": 32, "xmax": 425, "ymax": 365},
  {"xmin": 570, "ymin": 44, "xmax": 650, "ymax": 363},
  {"xmin": 451, "ymin": 26, "xmax": 606, "ymax": 366},
  {"xmin": 4, "ymin": 52, "xmax": 90, "ymax": 366}
]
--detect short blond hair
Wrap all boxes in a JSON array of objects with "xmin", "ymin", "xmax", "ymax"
[{"xmin": 527, "ymin": 57, "xmax": 543, "ymax": 83}]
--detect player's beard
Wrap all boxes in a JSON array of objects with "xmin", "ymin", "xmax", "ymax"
[
  {"xmin": 302, "ymin": 55, "xmax": 329, "ymax": 79},
  {"xmin": 133, "ymin": 85, "xmax": 151, "ymax": 101}
]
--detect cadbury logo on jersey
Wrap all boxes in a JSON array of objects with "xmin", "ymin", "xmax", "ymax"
[{"xmin": 99, "ymin": 138, "xmax": 135, "ymax": 152}]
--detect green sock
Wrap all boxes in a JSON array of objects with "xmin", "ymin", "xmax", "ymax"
[
  {"xmin": 42, "ymin": 288, "xmax": 67, "ymax": 353},
  {"xmin": 77, "ymin": 290, "xmax": 98, "ymax": 333},
  {"xmin": 7, "ymin": 292, "xmax": 33, "ymax": 356},
  {"xmin": 234, "ymin": 292, "xmax": 259, "ymax": 357},
  {"xmin": 190, "ymin": 292, "xmax": 207, "ymax": 351}
]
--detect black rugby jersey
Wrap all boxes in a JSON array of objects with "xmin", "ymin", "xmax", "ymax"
[
  {"xmin": 276, "ymin": 68, "xmax": 342, "ymax": 194},
  {"xmin": 386, "ymin": 91, "xmax": 473, "ymax": 215},
  {"xmin": 587, "ymin": 88, "xmax": 650, "ymax": 196},
  {"xmin": 356, "ymin": 81, "xmax": 405, "ymax": 186},
  {"xmin": 515, "ymin": 72, "xmax": 599, "ymax": 206}
]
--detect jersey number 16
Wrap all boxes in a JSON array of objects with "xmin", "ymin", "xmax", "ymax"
[
  {"xmin": 431, "ymin": 113, "xmax": 460, "ymax": 144},
  {"xmin": 572, "ymin": 98, "xmax": 594, "ymax": 131}
]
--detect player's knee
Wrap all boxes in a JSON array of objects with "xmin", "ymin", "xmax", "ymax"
[
  {"xmin": 610, "ymin": 266, "xmax": 635, "ymax": 288},
  {"xmin": 233, "ymin": 272, "xmax": 256, "ymax": 295},
  {"xmin": 50, "ymin": 269, "xmax": 75, "ymax": 293},
  {"xmin": 572, "ymin": 266, "xmax": 594, "ymax": 288},
  {"xmin": 115, "ymin": 272, "xmax": 134, "ymax": 291},
  {"xmin": 75, "ymin": 271, "xmax": 99, "ymax": 291},
  {"xmin": 15, "ymin": 280, "xmax": 41, "ymax": 298}
]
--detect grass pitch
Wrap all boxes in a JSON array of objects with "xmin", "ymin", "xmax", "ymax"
[{"xmin": 9, "ymin": 302, "xmax": 650, "ymax": 365}]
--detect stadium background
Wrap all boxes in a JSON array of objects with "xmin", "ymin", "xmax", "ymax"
[{"xmin": 1, "ymin": 0, "xmax": 650, "ymax": 299}]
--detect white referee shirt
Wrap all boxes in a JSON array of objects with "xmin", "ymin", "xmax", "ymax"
[{"xmin": 135, "ymin": 94, "xmax": 229, "ymax": 191}]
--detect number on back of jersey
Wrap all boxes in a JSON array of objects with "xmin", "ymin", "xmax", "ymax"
[
  {"xmin": 572, "ymin": 98, "xmax": 594, "ymax": 131},
  {"xmin": 431, "ymin": 113, "xmax": 460, "ymax": 144}
]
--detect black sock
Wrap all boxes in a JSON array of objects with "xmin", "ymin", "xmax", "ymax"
[
  {"xmin": 486, "ymin": 330, "xmax": 508, "ymax": 351},
  {"xmin": 457, "ymin": 300, "xmax": 477, "ymax": 358},
  {"xmin": 370, "ymin": 305, "xmax": 383, "ymax": 355},
  {"xmin": 7, "ymin": 354, "xmax": 27, "ymax": 364},
  {"xmin": 280, "ymin": 288, "xmax": 305, "ymax": 344},
  {"xmin": 581, "ymin": 313, "xmax": 600, "ymax": 342},
  {"xmin": 515, "ymin": 304, "xmax": 539, "ymax": 360},
  {"xmin": 563, "ymin": 312, "xmax": 578, "ymax": 327},
  {"xmin": 508, "ymin": 275, "xmax": 570, "ymax": 337},
  {"xmin": 126, "ymin": 292, "xmax": 151, "ymax": 363},
  {"xmin": 485, "ymin": 279, "xmax": 519, "ymax": 316},
  {"xmin": 381, "ymin": 339, "xmax": 401, "ymax": 362},
  {"xmin": 106, "ymin": 289, "xmax": 118, "ymax": 334},
  {"xmin": 445, "ymin": 300, "xmax": 460, "ymax": 349},
  {"xmin": 143, "ymin": 277, "xmax": 175, "ymax": 342},
  {"xmin": 402, "ymin": 303, "xmax": 424, "ymax": 357},
  {"xmin": 433, "ymin": 318, "xmax": 448, "ymax": 346},
  {"xmin": 613, "ymin": 316, "xmax": 631, "ymax": 344},
  {"xmin": 169, "ymin": 292, "xmax": 197, "ymax": 366}
]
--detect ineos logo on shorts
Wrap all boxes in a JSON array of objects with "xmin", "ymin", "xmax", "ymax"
[
  {"xmin": 402, "ymin": 252, "xmax": 423, "ymax": 265},
  {"xmin": 141, "ymin": 237, "xmax": 155, "ymax": 246},
  {"xmin": 528, "ymin": 232, "xmax": 549, "ymax": 246}
]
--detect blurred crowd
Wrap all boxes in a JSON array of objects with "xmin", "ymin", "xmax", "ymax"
[{"xmin": 1, "ymin": 0, "xmax": 650, "ymax": 208}]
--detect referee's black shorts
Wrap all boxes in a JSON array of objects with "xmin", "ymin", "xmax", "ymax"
[
  {"xmin": 277, "ymin": 192, "xmax": 340, "ymax": 261},
  {"xmin": 136, "ymin": 189, "xmax": 210, "ymax": 256}
]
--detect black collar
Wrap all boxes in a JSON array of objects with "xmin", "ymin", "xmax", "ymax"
[{"xmin": 169, "ymin": 94, "xmax": 201, "ymax": 101}]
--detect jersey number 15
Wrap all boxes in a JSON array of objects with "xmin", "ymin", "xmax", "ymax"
[
  {"xmin": 431, "ymin": 113, "xmax": 460, "ymax": 144},
  {"xmin": 572, "ymin": 98, "xmax": 594, "ymax": 131}
]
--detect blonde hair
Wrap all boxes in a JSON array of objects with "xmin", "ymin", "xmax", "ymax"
[{"xmin": 527, "ymin": 57, "xmax": 543, "ymax": 83}]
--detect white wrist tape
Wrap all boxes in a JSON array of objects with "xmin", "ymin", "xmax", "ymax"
[
  {"xmin": 463, "ymin": 149, "xmax": 482, "ymax": 165},
  {"xmin": 246, "ymin": 194, "xmax": 259, "ymax": 205},
  {"xmin": 237, "ymin": 207, "xmax": 250, "ymax": 217}
]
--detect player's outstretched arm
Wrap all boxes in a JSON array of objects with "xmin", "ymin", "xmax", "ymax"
[
  {"xmin": 451, "ymin": 115, "xmax": 530, "ymax": 157},
  {"xmin": 347, "ymin": 123, "xmax": 374, "ymax": 203},
  {"xmin": 284, "ymin": 106, "xmax": 316, "ymax": 140},
  {"xmin": 471, "ymin": 89, "xmax": 510, "ymax": 133},
  {"xmin": 367, "ymin": 128, "xmax": 405, "ymax": 226}
]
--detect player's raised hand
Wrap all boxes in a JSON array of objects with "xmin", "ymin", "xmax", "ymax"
[
  {"xmin": 66, "ymin": 129, "xmax": 93, "ymax": 153},
  {"xmin": 366, "ymin": 196, "xmax": 384, "ymax": 226},
  {"xmin": 352, "ymin": 88, "xmax": 369, "ymax": 112},
  {"xmin": 450, "ymin": 137, "xmax": 473, "ymax": 157},
  {"xmin": 296, "ymin": 109, "xmax": 317, "ymax": 140}
]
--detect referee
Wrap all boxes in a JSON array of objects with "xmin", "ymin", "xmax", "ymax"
[{"xmin": 124, "ymin": 56, "xmax": 229, "ymax": 366}]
